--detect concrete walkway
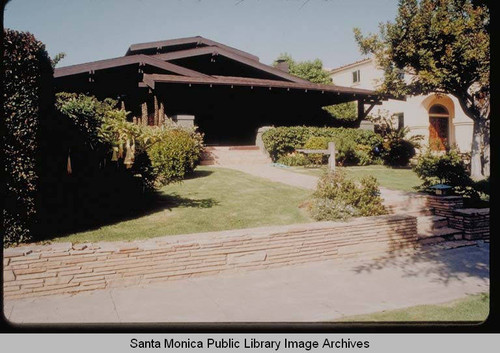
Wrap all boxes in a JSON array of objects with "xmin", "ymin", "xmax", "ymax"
[
  {"xmin": 4, "ymin": 242, "xmax": 489, "ymax": 323},
  {"xmin": 219, "ymin": 164, "xmax": 318, "ymax": 190},
  {"xmin": 218, "ymin": 164, "xmax": 424, "ymax": 209}
]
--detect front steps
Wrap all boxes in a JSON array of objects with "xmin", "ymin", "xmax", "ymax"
[
  {"xmin": 416, "ymin": 215, "xmax": 463, "ymax": 245},
  {"xmin": 201, "ymin": 146, "xmax": 271, "ymax": 166},
  {"xmin": 381, "ymin": 189, "xmax": 463, "ymax": 245}
]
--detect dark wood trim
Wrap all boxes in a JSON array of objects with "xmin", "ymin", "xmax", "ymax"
[
  {"xmin": 54, "ymin": 54, "xmax": 209, "ymax": 78},
  {"xmin": 152, "ymin": 46, "xmax": 312, "ymax": 84},
  {"xmin": 126, "ymin": 36, "xmax": 259, "ymax": 62}
]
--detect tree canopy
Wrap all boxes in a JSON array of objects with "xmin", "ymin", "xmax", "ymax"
[
  {"xmin": 273, "ymin": 53, "xmax": 332, "ymax": 85},
  {"xmin": 354, "ymin": 0, "xmax": 490, "ymax": 178},
  {"xmin": 273, "ymin": 53, "xmax": 357, "ymax": 122}
]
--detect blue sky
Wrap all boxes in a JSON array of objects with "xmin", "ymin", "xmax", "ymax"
[{"xmin": 4, "ymin": 0, "xmax": 398, "ymax": 69}]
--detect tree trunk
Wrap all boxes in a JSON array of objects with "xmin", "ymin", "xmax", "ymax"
[
  {"xmin": 481, "ymin": 119, "xmax": 490, "ymax": 178},
  {"xmin": 470, "ymin": 119, "xmax": 483, "ymax": 180}
]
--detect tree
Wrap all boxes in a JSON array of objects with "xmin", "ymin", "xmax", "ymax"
[
  {"xmin": 353, "ymin": 0, "xmax": 489, "ymax": 179},
  {"xmin": 274, "ymin": 53, "xmax": 332, "ymax": 84},
  {"xmin": 51, "ymin": 52, "xmax": 66, "ymax": 68},
  {"xmin": 274, "ymin": 54, "xmax": 358, "ymax": 122}
]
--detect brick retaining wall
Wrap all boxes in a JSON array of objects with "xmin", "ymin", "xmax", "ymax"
[
  {"xmin": 3, "ymin": 214, "xmax": 417, "ymax": 300},
  {"xmin": 448, "ymin": 208, "xmax": 490, "ymax": 240}
]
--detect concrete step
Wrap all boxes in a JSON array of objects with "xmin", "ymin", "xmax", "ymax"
[
  {"xmin": 417, "ymin": 226, "xmax": 463, "ymax": 243},
  {"xmin": 201, "ymin": 146, "xmax": 271, "ymax": 166},
  {"xmin": 417, "ymin": 215, "xmax": 449, "ymax": 230}
]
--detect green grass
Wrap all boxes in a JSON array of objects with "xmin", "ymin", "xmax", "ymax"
[
  {"xmin": 51, "ymin": 166, "xmax": 313, "ymax": 243},
  {"xmin": 335, "ymin": 292, "xmax": 489, "ymax": 322},
  {"xmin": 289, "ymin": 165, "xmax": 421, "ymax": 192}
]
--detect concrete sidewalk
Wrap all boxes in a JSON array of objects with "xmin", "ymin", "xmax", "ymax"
[{"xmin": 4, "ymin": 242, "xmax": 489, "ymax": 323}]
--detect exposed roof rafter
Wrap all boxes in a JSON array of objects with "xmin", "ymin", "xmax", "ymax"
[
  {"xmin": 152, "ymin": 46, "xmax": 311, "ymax": 84},
  {"xmin": 54, "ymin": 54, "xmax": 209, "ymax": 78}
]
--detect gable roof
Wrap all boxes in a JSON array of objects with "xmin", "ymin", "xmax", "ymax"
[
  {"xmin": 152, "ymin": 46, "xmax": 311, "ymax": 84},
  {"xmin": 126, "ymin": 36, "xmax": 259, "ymax": 62},
  {"xmin": 54, "ymin": 54, "xmax": 210, "ymax": 78}
]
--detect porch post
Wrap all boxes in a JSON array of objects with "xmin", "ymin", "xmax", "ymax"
[
  {"xmin": 141, "ymin": 102, "xmax": 148, "ymax": 126},
  {"xmin": 357, "ymin": 100, "xmax": 365, "ymax": 120},
  {"xmin": 153, "ymin": 95, "xmax": 159, "ymax": 126}
]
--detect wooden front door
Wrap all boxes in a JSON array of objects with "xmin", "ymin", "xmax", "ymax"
[{"xmin": 429, "ymin": 117, "xmax": 448, "ymax": 150}]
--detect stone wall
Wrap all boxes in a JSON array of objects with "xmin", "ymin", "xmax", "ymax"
[
  {"xmin": 448, "ymin": 208, "xmax": 490, "ymax": 240},
  {"xmin": 426, "ymin": 195, "xmax": 464, "ymax": 218},
  {"xmin": 3, "ymin": 214, "xmax": 417, "ymax": 300}
]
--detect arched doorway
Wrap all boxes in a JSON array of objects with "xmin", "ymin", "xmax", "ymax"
[{"xmin": 429, "ymin": 104, "xmax": 449, "ymax": 150}]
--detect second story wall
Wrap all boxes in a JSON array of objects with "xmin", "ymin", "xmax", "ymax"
[{"xmin": 330, "ymin": 59, "xmax": 382, "ymax": 90}]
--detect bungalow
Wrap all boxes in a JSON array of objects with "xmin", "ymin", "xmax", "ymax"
[
  {"xmin": 54, "ymin": 36, "xmax": 384, "ymax": 145},
  {"xmin": 329, "ymin": 58, "xmax": 474, "ymax": 153}
]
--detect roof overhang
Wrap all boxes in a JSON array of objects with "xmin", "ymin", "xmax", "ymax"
[
  {"xmin": 54, "ymin": 54, "xmax": 210, "ymax": 78},
  {"xmin": 141, "ymin": 73, "xmax": 384, "ymax": 103}
]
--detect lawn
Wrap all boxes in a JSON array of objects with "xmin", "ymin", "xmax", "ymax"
[
  {"xmin": 51, "ymin": 166, "xmax": 313, "ymax": 243},
  {"xmin": 335, "ymin": 292, "xmax": 489, "ymax": 322},
  {"xmin": 288, "ymin": 165, "xmax": 421, "ymax": 192}
]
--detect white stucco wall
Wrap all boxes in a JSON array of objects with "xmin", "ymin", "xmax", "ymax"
[{"xmin": 329, "ymin": 58, "xmax": 473, "ymax": 152}]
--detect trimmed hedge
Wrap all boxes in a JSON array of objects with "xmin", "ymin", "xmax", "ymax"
[
  {"xmin": 3, "ymin": 29, "xmax": 54, "ymax": 245},
  {"xmin": 262, "ymin": 126, "xmax": 383, "ymax": 166}
]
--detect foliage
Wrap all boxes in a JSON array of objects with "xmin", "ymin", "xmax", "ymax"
[
  {"xmin": 51, "ymin": 52, "xmax": 66, "ymax": 68},
  {"xmin": 55, "ymin": 93, "xmax": 204, "ymax": 187},
  {"xmin": 3, "ymin": 29, "xmax": 54, "ymax": 245},
  {"xmin": 273, "ymin": 54, "xmax": 361, "ymax": 124},
  {"xmin": 309, "ymin": 170, "xmax": 387, "ymax": 221},
  {"xmin": 354, "ymin": 0, "xmax": 490, "ymax": 178},
  {"xmin": 303, "ymin": 136, "xmax": 331, "ymax": 164},
  {"xmin": 413, "ymin": 148, "xmax": 479, "ymax": 198},
  {"xmin": 262, "ymin": 126, "xmax": 383, "ymax": 166},
  {"xmin": 323, "ymin": 102, "xmax": 358, "ymax": 122},
  {"xmin": 147, "ymin": 129, "xmax": 204, "ymax": 186},
  {"xmin": 277, "ymin": 152, "xmax": 310, "ymax": 167},
  {"xmin": 383, "ymin": 140, "xmax": 416, "ymax": 167},
  {"xmin": 369, "ymin": 112, "xmax": 422, "ymax": 166},
  {"xmin": 274, "ymin": 53, "xmax": 332, "ymax": 84}
]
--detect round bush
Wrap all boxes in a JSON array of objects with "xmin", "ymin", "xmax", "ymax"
[
  {"xmin": 383, "ymin": 140, "xmax": 416, "ymax": 166},
  {"xmin": 147, "ymin": 129, "xmax": 203, "ymax": 186}
]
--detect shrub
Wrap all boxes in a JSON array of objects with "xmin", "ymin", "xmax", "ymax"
[
  {"xmin": 309, "ymin": 170, "xmax": 387, "ymax": 221},
  {"xmin": 261, "ymin": 126, "xmax": 383, "ymax": 166},
  {"xmin": 147, "ymin": 129, "xmax": 204, "ymax": 186},
  {"xmin": 3, "ymin": 29, "xmax": 54, "ymax": 245},
  {"xmin": 370, "ymin": 113, "xmax": 422, "ymax": 166},
  {"xmin": 303, "ymin": 136, "xmax": 331, "ymax": 164},
  {"xmin": 413, "ymin": 149, "xmax": 478, "ymax": 198},
  {"xmin": 383, "ymin": 139, "xmax": 416, "ymax": 166},
  {"xmin": 277, "ymin": 152, "xmax": 309, "ymax": 166}
]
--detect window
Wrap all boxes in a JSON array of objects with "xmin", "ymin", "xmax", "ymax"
[
  {"xmin": 395, "ymin": 113, "xmax": 404, "ymax": 130},
  {"xmin": 352, "ymin": 70, "xmax": 360, "ymax": 84}
]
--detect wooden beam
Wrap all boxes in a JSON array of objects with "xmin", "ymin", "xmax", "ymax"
[{"xmin": 357, "ymin": 100, "xmax": 364, "ymax": 120}]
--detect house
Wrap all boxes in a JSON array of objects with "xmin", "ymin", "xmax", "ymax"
[
  {"xmin": 54, "ymin": 36, "xmax": 384, "ymax": 145},
  {"xmin": 329, "ymin": 57, "xmax": 474, "ymax": 152}
]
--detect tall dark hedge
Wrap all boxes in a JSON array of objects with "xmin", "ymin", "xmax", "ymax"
[{"xmin": 3, "ymin": 29, "xmax": 54, "ymax": 245}]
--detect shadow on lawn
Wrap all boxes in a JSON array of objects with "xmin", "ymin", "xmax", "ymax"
[{"xmin": 36, "ymin": 169, "xmax": 218, "ymax": 242}]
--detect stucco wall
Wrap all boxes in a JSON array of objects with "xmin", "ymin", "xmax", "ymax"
[{"xmin": 330, "ymin": 58, "xmax": 473, "ymax": 152}]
